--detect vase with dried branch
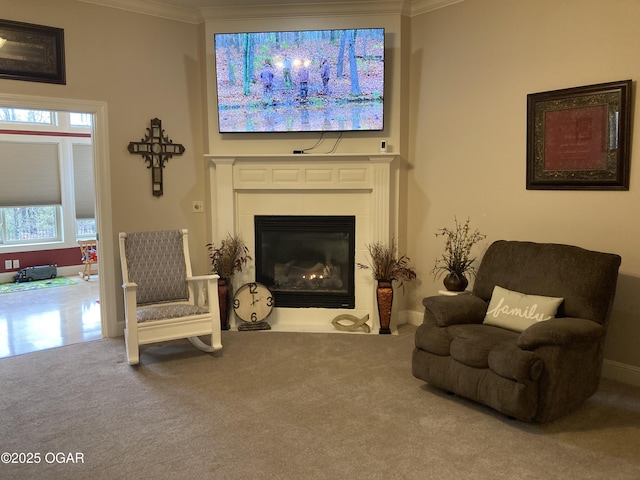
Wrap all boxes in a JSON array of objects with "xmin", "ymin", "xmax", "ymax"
[
  {"xmin": 357, "ymin": 239, "xmax": 416, "ymax": 334},
  {"xmin": 432, "ymin": 217, "xmax": 486, "ymax": 292},
  {"xmin": 206, "ymin": 233, "xmax": 252, "ymax": 330}
]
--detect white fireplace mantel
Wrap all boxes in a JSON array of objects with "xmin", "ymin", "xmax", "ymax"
[{"xmin": 206, "ymin": 152, "xmax": 399, "ymax": 333}]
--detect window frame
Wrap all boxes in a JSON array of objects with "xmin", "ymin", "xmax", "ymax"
[{"xmin": 0, "ymin": 205, "xmax": 63, "ymax": 246}]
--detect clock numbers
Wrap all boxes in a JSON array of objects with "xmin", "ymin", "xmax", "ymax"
[{"xmin": 232, "ymin": 282, "xmax": 274, "ymax": 326}]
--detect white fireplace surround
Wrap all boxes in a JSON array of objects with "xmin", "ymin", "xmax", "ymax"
[{"xmin": 207, "ymin": 153, "xmax": 399, "ymax": 333}]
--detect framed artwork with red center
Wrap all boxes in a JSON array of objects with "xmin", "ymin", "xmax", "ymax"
[{"xmin": 526, "ymin": 80, "xmax": 631, "ymax": 190}]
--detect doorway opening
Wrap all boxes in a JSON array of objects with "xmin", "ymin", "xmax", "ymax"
[{"xmin": 0, "ymin": 97, "xmax": 114, "ymax": 357}]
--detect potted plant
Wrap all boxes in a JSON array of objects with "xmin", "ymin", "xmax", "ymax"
[
  {"xmin": 432, "ymin": 217, "xmax": 486, "ymax": 292},
  {"xmin": 206, "ymin": 233, "xmax": 252, "ymax": 330},
  {"xmin": 358, "ymin": 239, "xmax": 417, "ymax": 334}
]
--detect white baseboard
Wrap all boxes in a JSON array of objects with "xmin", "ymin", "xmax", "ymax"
[
  {"xmin": 399, "ymin": 309, "xmax": 423, "ymax": 327},
  {"xmin": 601, "ymin": 359, "xmax": 640, "ymax": 387},
  {"xmin": 399, "ymin": 308, "xmax": 640, "ymax": 388}
]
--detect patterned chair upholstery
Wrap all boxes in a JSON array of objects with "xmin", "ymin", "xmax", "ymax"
[{"xmin": 119, "ymin": 229, "xmax": 222, "ymax": 365}]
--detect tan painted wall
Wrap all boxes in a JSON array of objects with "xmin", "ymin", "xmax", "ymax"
[
  {"xmin": 1, "ymin": 1, "xmax": 209, "ymax": 338},
  {"xmin": 407, "ymin": 0, "xmax": 640, "ymax": 369},
  {"xmin": 1, "ymin": 0, "xmax": 208, "ymax": 270},
  {"xmin": 3, "ymin": 0, "xmax": 638, "ymax": 374},
  {"xmin": 1, "ymin": 1, "xmax": 408, "ymax": 339}
]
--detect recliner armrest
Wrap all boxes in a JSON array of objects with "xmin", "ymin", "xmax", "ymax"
[
  {"xmin": 517, "ymin": 317, "xmax": 605, "ymax": 350},
  {"xmin": 422, "ymin": 294, "xmax": 488, "ymax": 327}
]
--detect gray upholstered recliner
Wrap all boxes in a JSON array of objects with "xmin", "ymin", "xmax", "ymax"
[{"xmin": 412, "ymin": 240, "xmax": 621, "ymax": 423}]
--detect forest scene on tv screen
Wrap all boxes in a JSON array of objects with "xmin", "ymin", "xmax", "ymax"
[{"xmin": 214, "ymin": 28, "xmax": 384, "ymax": 133}]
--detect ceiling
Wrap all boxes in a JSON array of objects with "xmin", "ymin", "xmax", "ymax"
[{"xmin": 80, "ymin": 0, "xmax": 462, "ymax": 23}]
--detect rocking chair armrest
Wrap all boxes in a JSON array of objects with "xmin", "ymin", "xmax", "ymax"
[
  {"xmin": 121, "ymin": 282, "xmax": 139, "ymax": 324},
  {"xmin": 186, "ymin": 275, "xmax": 220, "ymax": 308},
  {"xmin": 187, "ymin": 274, "xmax": 220, "ymax": 283}
]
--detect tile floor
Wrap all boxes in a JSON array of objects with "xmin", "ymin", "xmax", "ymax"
[{"xmin": 0, "ymin": 275, "xmax": 102, "ymax": 358}]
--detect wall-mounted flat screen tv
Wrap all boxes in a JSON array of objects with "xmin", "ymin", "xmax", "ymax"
[{"xmin": 213, "ymin": 28, "xmax": 385, "ymax": 133}]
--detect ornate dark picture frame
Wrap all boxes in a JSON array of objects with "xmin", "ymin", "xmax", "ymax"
[
  {"xmin": 0, "ymin": 19, "xmax": 65, "ymax": 85},
  {"xmin": 526, "ymin": 80, "xmax": 632, "ymax": 190}
]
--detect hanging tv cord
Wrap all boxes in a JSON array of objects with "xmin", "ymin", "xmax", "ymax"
[
  {"xmin": 325, "ymin": 132, "xmax": 343, "ymax": 154},
  {"xmin": 293, "ymin": 132, "xmax": 325, "ymax": 154}
]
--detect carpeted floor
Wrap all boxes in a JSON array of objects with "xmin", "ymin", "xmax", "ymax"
[
  {"xmin": 0, "ymin": 276, "xmax": 78, "ymax": 294},
  {"xmin": 1, "ymin": 325, "xmax": 639, "ymax": 480}
]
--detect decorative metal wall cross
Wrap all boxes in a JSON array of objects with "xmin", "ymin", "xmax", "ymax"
[{"xmin": 127, "ymin": 118, "xmax": 185, "ymax": 197}]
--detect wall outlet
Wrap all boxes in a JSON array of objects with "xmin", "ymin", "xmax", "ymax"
[
  {"xmin": 4, "ymin": 260, "xmax": 12, "ymax": 270},
  {"xmin": 192, "ymin": 200, "xmax": 204, "ymax": 213},
  {"xmin": 12, "ymin": 259, "xmax": 19, "ymax": 269}
]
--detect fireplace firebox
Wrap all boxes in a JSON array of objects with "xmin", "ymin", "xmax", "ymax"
[{"xmin": 255, "ymin": 215, "xmax": 355, "ymax": 308}]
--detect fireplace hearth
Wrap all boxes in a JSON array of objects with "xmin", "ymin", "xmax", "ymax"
[{"xmin": 255, "ymin": 215, "xmax": 355, "ymax": 309}]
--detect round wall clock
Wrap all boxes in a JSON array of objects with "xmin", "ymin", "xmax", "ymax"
[{"xmin": 232, "ymin": 282, "xmax": 274, "ymax": 330}]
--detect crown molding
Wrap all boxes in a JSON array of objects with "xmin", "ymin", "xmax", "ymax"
[
  {"xmin": 200, "ymin": 1, "xmax": 409, "ymax": 21},
  {"xmin": 78, "ymin": 0, "xmax": 464, "ymax": 24},
  {"xmin": 78, "ymin": 0, "xmax": 203, "ymax": 24},
  {"xmin": 411, "ymin": 0, "xmax": 464, "ymax": 16}
]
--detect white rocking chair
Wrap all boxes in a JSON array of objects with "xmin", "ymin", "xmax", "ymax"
[{"xmin": 119, "ymin": 229, "xmax": 222, "ymax": 365}]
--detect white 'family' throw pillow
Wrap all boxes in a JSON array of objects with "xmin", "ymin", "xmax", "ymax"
[{"xmin": 483, "ymin": 285, "xmax": 563, "ymax": 332}]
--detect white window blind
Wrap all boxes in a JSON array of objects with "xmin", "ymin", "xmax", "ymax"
[
  {"xmin": 0, "ymin": 141, "xmax": 61, "ymax": 207},
  {"xmin": 72, "ymin": 144, "xmax": 95, "ymax": 219}
]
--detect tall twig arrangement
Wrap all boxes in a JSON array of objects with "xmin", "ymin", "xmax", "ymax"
[
  {"xmin": 206, "ymin": 233, "xmax": 252, "ymax": 279},
  {"xmin": 357, "ymin": 239, "xmax": 417, "ymax": 291},
  {"xmin": 432, "ymin": 217, "xmax": 486, "ymax": 280}
]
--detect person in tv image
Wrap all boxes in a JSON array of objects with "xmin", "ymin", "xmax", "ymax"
[
  {"xmin": 282, "ymin": 55, "xmax": 292, "ymax": 88},
  {"xmin": 320, "ymin": 58, "xmax": 330, "ymax": 95},
  {"xmin": 260, "ymin": 61, "xmax": 275, "ymax": 103},
  {"xmin": 298, "ymin": 63, "xmax": 310, "ymax": 101}
]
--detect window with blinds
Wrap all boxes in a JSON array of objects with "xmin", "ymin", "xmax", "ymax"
[
  {"xmin": 0, "ymin": 110, "xmax": 94, "ymax": 246},
  {"xmin": 72, "ymin": 144, "xmax": 97, "ymax": 239},
  {"xmin": 0, "ymin": 142, "xmax": 61, "ymax": 207}
]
